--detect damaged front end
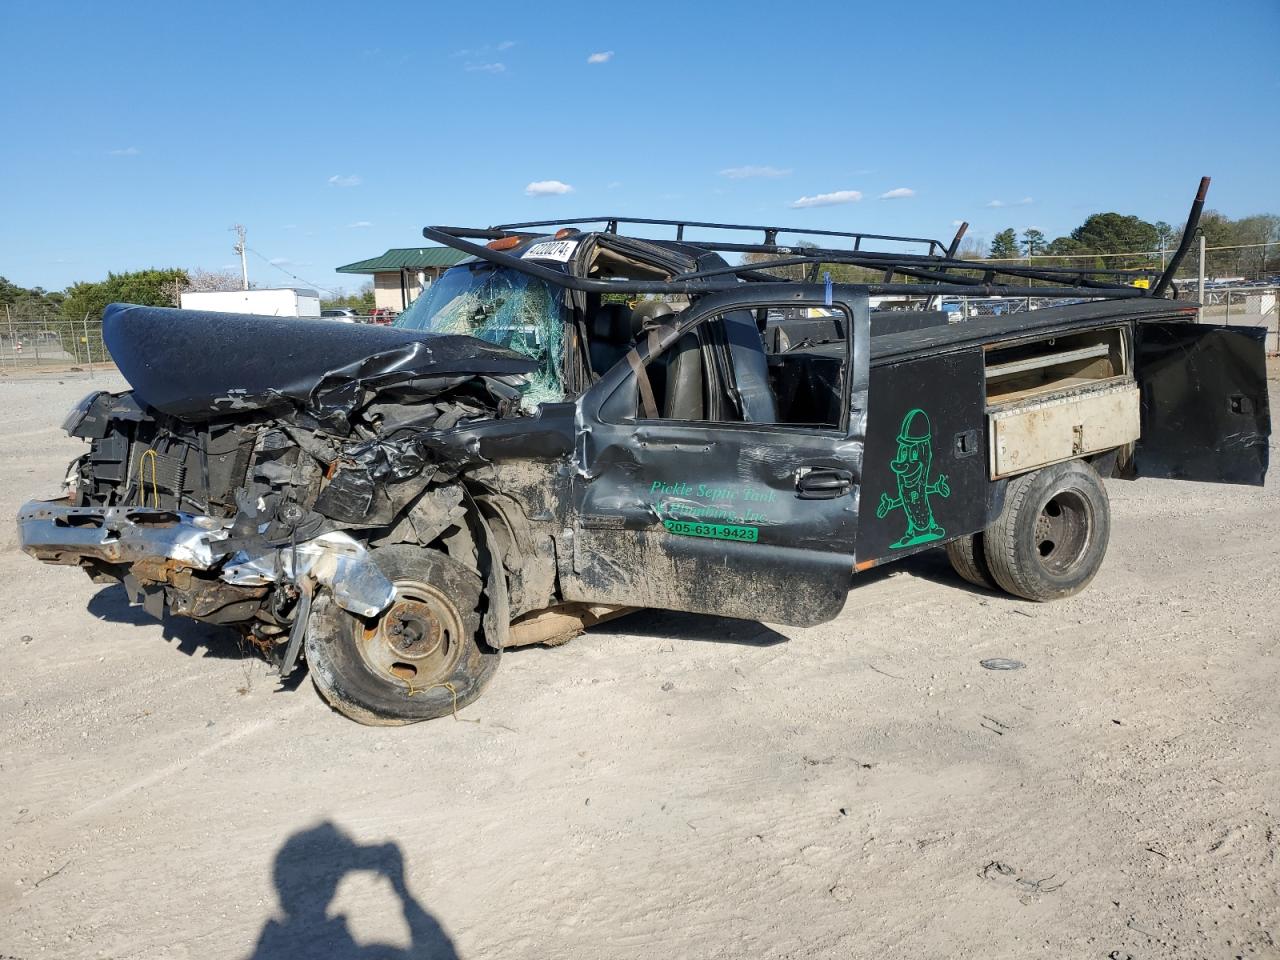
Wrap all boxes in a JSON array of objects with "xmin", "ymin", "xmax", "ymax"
[{"xmin": 18, "ymin": 303, "xmax": 538, "ymax": 667}]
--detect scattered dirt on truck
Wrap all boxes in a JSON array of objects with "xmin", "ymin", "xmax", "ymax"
[{"xmin": 1, "ymin": 370, "xmax": 1277, "ymax": 959}]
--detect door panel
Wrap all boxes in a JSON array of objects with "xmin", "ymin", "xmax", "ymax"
[
  {"xmin": 562, "ymin": 286, "xmax": 869, "ymax": 626},
  {"xmin": 1134, "ymin": 323, "xmax": 1270, "ymax": 485},
  {"xmin": 858, "ymin": 350, "xmax": 990, "ymax": 562},
  {"xmin": 567, "ymin": 421, "xmax": 864, "ymax": 625}
]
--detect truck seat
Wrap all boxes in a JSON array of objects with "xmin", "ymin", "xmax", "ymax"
[{"xmin": 588, "ymin": 303, "xmax": 638, "ymax": 375}]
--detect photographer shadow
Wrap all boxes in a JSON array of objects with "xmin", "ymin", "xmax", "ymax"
[{"xmin": 249, "ymin": 821, "xmax": 458, "ymax": 960}]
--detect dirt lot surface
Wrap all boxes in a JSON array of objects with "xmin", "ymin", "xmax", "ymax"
[{"xmin": 2, "ymin": 370, "xmax": 1277, "ymax": 960}]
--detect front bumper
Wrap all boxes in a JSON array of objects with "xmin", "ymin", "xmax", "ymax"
[
  {"xmin": 17, "ymin": 499, "xmax": 395, "ymax": 619},
  {"xmin": 18, "ymin": 499, "xmax": 231, "ymax": 569}
]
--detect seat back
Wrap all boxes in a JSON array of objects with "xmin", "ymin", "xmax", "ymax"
[
  {"xmin": 588, "ymin": 303, "xmax": 637, "ymax": 376},
  {"xmin": 662, "ymin": 332, "xmax": 704, "ymax": 420}
]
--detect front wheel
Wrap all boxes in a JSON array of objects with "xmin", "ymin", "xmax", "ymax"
[
  {"xmin": 305, "ymin": 545, "xmax": 500, "ymax": 725},
  {"xmin": 983, "ymin": 460, "xmax": 1111, "ymax": 602}
]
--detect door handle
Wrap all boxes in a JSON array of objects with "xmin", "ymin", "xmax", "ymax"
[{"xmin": 795, "ymin": 467, "xmax": 854, "ymax": 499}]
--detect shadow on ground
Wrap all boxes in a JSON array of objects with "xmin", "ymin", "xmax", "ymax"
[
  {"xmin": 87, "ymin": 583, "xmax": 250, "ymax": 659},
  {"xmin": 249, "ymin": 821, "xmax": 458, "ymax": 960},
  {"xmin": 851, "ymin": 545, "xmax": 1001, "ymax": 599},
  {"xmin": 591, "ymin": 608, "xmax": 790, "ymax": 646},
  {"xmin": 585, "ymin": 547, "xmax": 1000, "ymax": 648}
]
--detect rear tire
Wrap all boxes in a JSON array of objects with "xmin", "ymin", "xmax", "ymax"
[
  {"xmin": 305, "ymin": 545, "xmax": 499, "ymax": 725},
  {"xmin": 984, "ymin": 460, "xmax": 1110, "ymax": 602},
  {"xmin": 945, "ymin": 533, "xmax": 998, "ymax": 590}
]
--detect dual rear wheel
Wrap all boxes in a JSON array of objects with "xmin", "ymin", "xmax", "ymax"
[{"xmin": 945, "ymin": 459, "xmax": 1111, "ymax": 602}]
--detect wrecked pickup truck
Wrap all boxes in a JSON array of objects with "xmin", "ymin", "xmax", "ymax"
[{"xmin": 18, "ymin": 177, "xmax": 1272, "ymax": 724}]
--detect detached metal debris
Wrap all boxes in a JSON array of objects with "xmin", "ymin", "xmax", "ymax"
[{"xmin": 16, "ymin": 176, "xmax": 1273, "ymax": 725}]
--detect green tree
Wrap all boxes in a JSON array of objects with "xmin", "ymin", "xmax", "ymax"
[
  {"xmin": 989, "ymin": 228, "xmax": 1019, "ymax": 259},
  {"xmin": 1020, "ymin": 228, "xmax": 1046, "ymax": 257},
  {"xmin": 1153, "ymin": 220, "xmax": 1176, "ymax": 253},
  {"xmin": 61, "ymin": 268, "xmax": 189, "ymax": 323},
  {"xmin": 321, "ymin": 281, "xmax": 376, "ymax": 313},
  {"xmin": 1044, "ymin": 236, "xmax": 1083, "ymax": 256},
  {"xmin": 1230, "ymin": 214, "xmax": 1280, "ymax": 279},
  {"xmin": 0, "ymin": 276, "xmax": 64, "ymax": 312},
  {"xmin": 1069, "ymin": 213, "xmax": 1159, "ymax": 255}
]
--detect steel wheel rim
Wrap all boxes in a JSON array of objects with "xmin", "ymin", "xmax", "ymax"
[
  {"xmin": 1032, "ymin": 488, "xmax": 1092, "ymax": 576},
  {"xmin": 357, "ymin": 578, "xmax": 464, "ymax": 691}
]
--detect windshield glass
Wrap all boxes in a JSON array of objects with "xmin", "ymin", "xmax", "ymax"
[{"xmin": 396, "ymin": 263, "xmax": 565, "ymax": 408}]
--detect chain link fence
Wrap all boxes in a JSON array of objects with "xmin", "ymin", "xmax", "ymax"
[
  {"xmin": 1195, "ymin": 285, "xmax": 1280, "ymax": 353},
  {"xmin": 940, "ymin": 287, "xmax": 1279, "ymax": 353},
  {"xmin": 0, "ymin": 307, "xmax": 110, "ymax": 371},
  {"xmin": 3, "ymin": 265, "xmax": 1277, "ymax": 377}
]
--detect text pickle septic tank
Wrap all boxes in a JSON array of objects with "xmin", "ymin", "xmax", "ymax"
[{"xmin": 647, "ymin": 479, "xmax": 777, "ymax": 526}]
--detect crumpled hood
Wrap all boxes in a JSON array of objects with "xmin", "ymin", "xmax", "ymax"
[{"xmin": 103, "ymin": 303, "xmax": 538, "ymax": 425}]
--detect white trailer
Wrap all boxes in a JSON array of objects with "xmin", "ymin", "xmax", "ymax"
[{"xmin": 179, "ymin": 288, "xmax": 321, "ymax": 318}]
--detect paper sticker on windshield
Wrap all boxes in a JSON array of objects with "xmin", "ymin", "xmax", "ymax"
[{"xmin": 521, "ymin": 240, "xmax": 578, "ymax": 263}]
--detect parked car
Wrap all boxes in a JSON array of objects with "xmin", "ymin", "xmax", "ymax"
[
  {"xmin": 320, "ymin": 308, "xmax": 358, "ymax": 322},
  {"xmin": 17, "ymin": 178, "xmax": 1270, "ymax": 726}
]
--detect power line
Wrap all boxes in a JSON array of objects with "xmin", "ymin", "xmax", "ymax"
[
  {"xmin": 984, "ymin": 239, "xmax": 1280, "ymax": 263},
  {"xmin": 245, "ymin": 247, "xmax": 339, "ymax": 296}
]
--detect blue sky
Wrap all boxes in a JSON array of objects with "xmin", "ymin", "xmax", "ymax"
[{"xmin": 1, "ymin": 0, "xmax": 1277, "ymax": 296}]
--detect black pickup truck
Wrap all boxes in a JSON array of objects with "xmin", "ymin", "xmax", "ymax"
[{"xmin": 17, "ymin": 178, "xmax": 1271, "ymax": 724}]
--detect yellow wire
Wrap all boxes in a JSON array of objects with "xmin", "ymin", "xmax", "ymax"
[
  {"xmin": 405, "ymin": 679, "xmax": 478, "ymax": 723},
  {"xmin": 139, "ymin": 449, "xmax": 160, "ymax": 507}
]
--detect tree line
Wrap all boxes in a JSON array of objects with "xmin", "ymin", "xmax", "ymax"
[
  {"xmin": 985, "ymin": 209, "xmax": 1280, "ymax": 279},
  {"xmin": 5, "ymin": 206, "xmax": 1278, "ymax": 325},
  {"xmin": 1, "ymin": 269, "xmax": 376, "ymax": 321},
  {"xmin": 746, "ymin": 207, "xmax": 1280, "ymax": 287}
]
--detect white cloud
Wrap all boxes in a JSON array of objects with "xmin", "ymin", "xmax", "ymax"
[
  {"xmin": 586, "ymin": 51, "xmax": 614, "ymax": 64},
  {"xmin": 328, "ymin": 174, "xmax": 361, "ymax": 187},
  {"xmin": 465, "ymin": 61, "xmax": 505, "ymax": 73},
  {"xmin": 952, "ymin": 219, "xmax": 966, "ymax": 227},
  {"xmin": 456, "ymin": 41, "xmax": 514, "ymax": 58},
  {"xmin": 789, "ymin": 190, "xmax": 863, "ymax": 209},
  {"xmin": 1015, "ymin": 196, "xmax": 1034, "ymax": 206},
  {"xmin": 109, "ymin": 146, "xmax": 140, "ymax": 156},
  {"xmin": 525, "ymin": 179, "xmax": 574, "ymax": 197},
  {"xmin": 879, "ymin": 187, "xmax": 915, "ymax": 200},
  {"xmin": 719, "ymin": 165, "xmax": 791, "ymax": 179},
  {"xmin": 607, "ymin": 181, "xmax": 622, "ymax": 189},
  {"xmin": 985, "ymin": 199, "xmax": 1006, "ymax": 208},
  {"xmin": 346, "ymin": 220, "xmax": 374, "ymax": 228},
  {"xmin": 986, "ymin": 196, "xmax": 1033, "ymax": 208}
]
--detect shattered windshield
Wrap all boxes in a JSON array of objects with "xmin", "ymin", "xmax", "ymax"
[{"xmin": 396, "ymin": 263, "xmax": 565, "ymax": 409}]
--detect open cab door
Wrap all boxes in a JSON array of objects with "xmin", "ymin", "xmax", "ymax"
[{"xmin": 1133, "ymin": 322, "xmax": 1271, "ymax": 485}]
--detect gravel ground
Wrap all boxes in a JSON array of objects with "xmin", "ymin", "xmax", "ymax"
[{"xmin": 1, "ymin": 369, "xmax": 1277, "ymax": 960}]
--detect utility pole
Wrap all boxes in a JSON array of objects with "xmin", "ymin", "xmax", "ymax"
[
  {"xmin": 1196, "ymin": 232, "xmax": 1206, "ymax": 322},
  {"xmin": 232, "ymin": 224, "xmax": 249, "ymax": 290}
]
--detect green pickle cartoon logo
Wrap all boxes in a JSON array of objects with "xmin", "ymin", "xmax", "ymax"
[{"xmin": 876, "ymin": 408, "xmax": 951, "ymax": 549}]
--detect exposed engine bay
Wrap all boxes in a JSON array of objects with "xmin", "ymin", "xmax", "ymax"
[{"xmin": 20, "ymin": 303, "xmax": 543, "ymax": 675}]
